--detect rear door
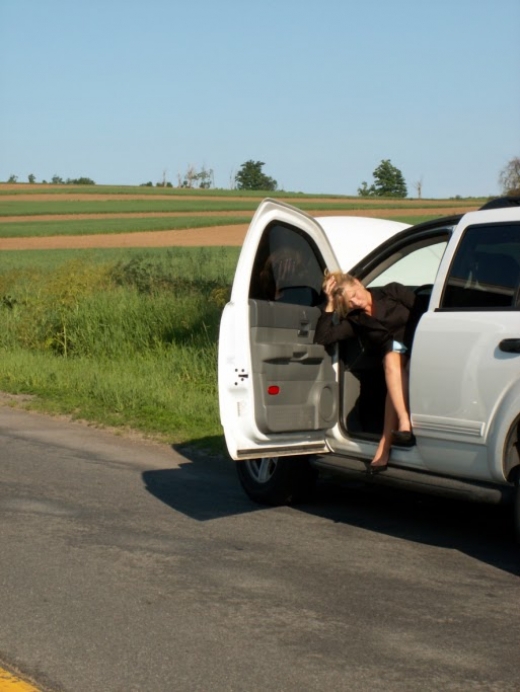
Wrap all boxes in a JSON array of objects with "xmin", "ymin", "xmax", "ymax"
[
  {"xmin": 218, "ymin": 199, "xmax": 340, "ymax": 460},
  {"xmin": 410, "ymin": 208, "xmax": 520, "ymax": 480}
]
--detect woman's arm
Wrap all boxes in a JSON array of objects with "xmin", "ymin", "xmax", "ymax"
[{"xmin": 314, "ymin": 311, "xmax": 355, "ymax": 345}]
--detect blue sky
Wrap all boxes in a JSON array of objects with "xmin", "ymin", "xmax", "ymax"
[{"xmin": 1, "ymin": 0, "xmax": 519, "ymax": 198}]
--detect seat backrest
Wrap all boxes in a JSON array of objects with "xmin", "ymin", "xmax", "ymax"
[{"xmin": 472, "ymin": 252, "xmax": 520, "ymax": 291}]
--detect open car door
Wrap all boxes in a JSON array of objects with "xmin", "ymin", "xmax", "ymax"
[{"xmin": 218, "ymin": 199, "xmax": 341, "ymax": 460}]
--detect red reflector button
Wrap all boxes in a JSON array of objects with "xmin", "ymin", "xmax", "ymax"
[{"xmin": 267, "ymin": 385, "xmax": 280, "ymax": 396}]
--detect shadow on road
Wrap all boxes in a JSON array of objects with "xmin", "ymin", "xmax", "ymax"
[
  {"xmin": 142, "ymin": 439, "xmax": 262, "ymax": 521},
  {"xmin": 142, "ymin": 441, "xmax": 520, "ymax": 577},
  {"xmin": 303, "ymin": 479, "xmax": 520, "ymax": 576}
]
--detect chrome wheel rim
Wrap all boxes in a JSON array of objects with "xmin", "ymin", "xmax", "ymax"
[{"xmin": 244, "ymin": 457, "xmax": 279, "ymax": 483}]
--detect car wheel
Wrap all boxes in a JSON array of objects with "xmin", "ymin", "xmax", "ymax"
[
  {"xmin": 236, "ymin": 455, "xmax": 317, "ymax": 506},
  {"xmin": 514, "ymin": 479, "xmax": 520, "ymax": 545},
  {"xmin": 504, "ymin": 417, "xmax": 520, "ymax": 543}
]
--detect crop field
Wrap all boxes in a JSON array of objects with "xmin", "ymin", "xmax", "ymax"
[
  {"xmin": 0, "ymin": 184, "xmax": 486, "ymax": 451},
  {"xmin": 0, "ymin": 183, "xmax": 483, "ymax": 250}
]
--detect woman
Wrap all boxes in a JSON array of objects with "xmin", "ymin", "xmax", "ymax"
[{"xmin": 315, "ymin": 272, "xmax": 423, "ymax": 471}]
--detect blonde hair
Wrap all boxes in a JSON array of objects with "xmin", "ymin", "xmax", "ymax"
[{"xmin": 322, "ymin": 270, "xmax": 358, "ymax": 317}]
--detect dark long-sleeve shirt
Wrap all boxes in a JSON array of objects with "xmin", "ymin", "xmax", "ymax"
[{"xmin": 314, "ymin": 282, "xmax": 423, "ymax": 355}]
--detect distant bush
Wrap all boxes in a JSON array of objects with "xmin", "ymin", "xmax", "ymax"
[
  {"xmin": 499, "ymin": 156, "xmax": 520, "ymax": 196},
  {"xmin": 111, "ymin": 255, "xmax": 227, "ymax": 296},
  {"xmin": 66, "ymin": 177, "xmax": 96, "ymax": 185}
]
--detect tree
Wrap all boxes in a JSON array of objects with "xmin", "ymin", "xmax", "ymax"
[
  {"xmin": 358, "ymin": 159, "xmax": 407, "ymax": 198},
  {"xmin": 235, "ymin": 160, "xmax": 277, "ymax": 191},
  {"xmin": 177, "ymin": 165, "xmax": 198, "ymax": 189},
  {"xmin": 499, "ymin": 156, "xmax": 520, "ymax": 195},
  {"xmin": 196, "ymin": 165, "xmax": 214, "ymax": 189},
  {"xmin": 51, "ymin": 175, "xmax": 64, "ymax": 184},
  {"xmin": 28, "ymin": 173, "xmax": 36, "ymax": 184},
  {"xmin": 357, "ymin": 181, "xmax": 371, "ymax": 197},
  {"xmin": 7, "ymin": 174, "xmax": 17, "ymax": 183}
]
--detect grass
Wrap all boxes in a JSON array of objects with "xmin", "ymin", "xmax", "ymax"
[
  {"xmin": 0, "ymin": 199, "xmax": 262, "ymax": 216},
  {"xmin": 0, "ymin": 250, "xmax": 235, "ymax": 452},
  {"xmin": 0, "ymin": 348, "xmax": 221, "ymax": 446},
  {"xmin": 0, "ymin": 215, "xmax": 251, "ymax": 238},
  {"xmin": 0, "ymin": 214, "xmax": 459, "ymax": 240},
  {"xmin": 0, "ymin": 246, "xmax": 240, "ymax": 274},
  {"xmin": 0, "ymin": 197, "xmax": 483, "ymax": 218}
]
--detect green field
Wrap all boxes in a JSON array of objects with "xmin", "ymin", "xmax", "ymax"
[
  {"xmin": 0, "ymin": 247, "xmax": 238, "ymax": 452},
  {"xmin": 0, "ymin": 199, "xmax": 262, "ymax": 216},
  {"xmin": 0, "ymin": 246, "xmax": 240, "ymax": 272},
  {"xmin": 0, "ymin": 216, "xmax": 252, "ymax": 238},
  {"xmin": 0, "ymin": 198, "xmax": 481, "ymax": 218},
  {"xmin": 0, "ymin": 184, "xmax": 314, "ymax": 198}
]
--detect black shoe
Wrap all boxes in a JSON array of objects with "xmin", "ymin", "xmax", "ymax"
[
  {"xmin": 391, "ymin": 430, "xmax": 416, "ymax": 447},
  {"xmin": 367, "ymin": 463, "xmax": 388, "ymax": 475}
]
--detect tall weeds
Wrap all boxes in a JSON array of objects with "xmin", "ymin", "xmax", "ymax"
[{"xmin": 0, "ymin": 250, "xmax": 232, "ymax": 449}]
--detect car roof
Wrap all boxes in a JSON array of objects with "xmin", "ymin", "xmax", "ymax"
[{"xmin": 315, "ymin": 215, "xmax": 411, "ymax": 272}]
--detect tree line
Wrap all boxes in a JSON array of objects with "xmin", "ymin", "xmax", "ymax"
[
  {"xmin": 5, "ymin": 174, "xmax": 96, "ymax": 185},
  {"xmin": 3, "ymin": 156, "xmax": 519, "ymax": 196}
]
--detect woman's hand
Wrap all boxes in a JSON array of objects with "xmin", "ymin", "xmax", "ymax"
[{"xmin": 323, "ymin": 275, "xmax": 338, "ymax": 312}]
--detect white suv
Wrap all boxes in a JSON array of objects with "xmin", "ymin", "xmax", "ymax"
[{"xmin": 218, "ymin": 198, "xmax": 520, "ymax": 539}]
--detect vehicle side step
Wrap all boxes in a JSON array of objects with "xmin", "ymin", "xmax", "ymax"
[{"xmin": 313, "ymin": 455, "xmax": 514, "ymax": 505}]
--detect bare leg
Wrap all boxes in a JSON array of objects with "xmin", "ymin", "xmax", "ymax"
[
  {"xmin": 370, "ymin": 392, "xmax": 397, "ymax": 468},
  {"xmin": 383, "ymin": 351, "xmax": 411, "ymax": 432}
]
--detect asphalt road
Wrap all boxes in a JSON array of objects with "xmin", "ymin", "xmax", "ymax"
[{"xmin": 0, "ymin": 406, "xmax": 518, "ymax": 692}]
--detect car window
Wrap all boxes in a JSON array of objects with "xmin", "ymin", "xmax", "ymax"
[
  {"xmin": 366, "ymin": 237, "xmax": 449, "ymax": 288},
  {"xmin": 249, "ymin": 222, "xmax": 325, "ymax": 306},
  {"xmin": 440, "ymin": 223, "xmax": 520, "ymax": 310}
]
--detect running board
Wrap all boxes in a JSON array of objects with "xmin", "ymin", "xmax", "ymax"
[
  {"xmin": 312, "ymin": 455, "xmax": 514, "ymax": 505},
  {"xmin": 235, "ymin": 443, "xmax": 329, "ymax": 460}
]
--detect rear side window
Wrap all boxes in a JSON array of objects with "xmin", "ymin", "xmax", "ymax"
[
  {"xmin": 440, "ymin": 223, "xmax": 520, "ymax": 310},
  {"xmin": 249, "ymin": 223, "xmax": 325, "ymax": 306}
]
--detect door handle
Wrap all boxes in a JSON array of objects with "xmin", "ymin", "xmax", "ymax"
[
  {"xmin": 297, "ymin": 320, "xmax": 310, "ymax": 337},
  {"xmin": 499, "ymin": 338, "xmax": 520, "ymax": 353},
  {"xmin": 292, "ymin": 350, "xmax": 308, "ymax": 360},
  {"xmin": 290, "ymin": 345, "xmax": 324, "ymax": 363}
]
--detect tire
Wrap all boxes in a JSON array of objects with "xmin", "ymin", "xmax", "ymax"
[
  {"xmin": 514, "ymin": 479, "xmax": 520, "ymax": 545},
  {"xmin": 236, "ymin": 455, "xmax": 318, "ymax": 506},
  {"xmin": 504, "ymin": 417, "xmax": 520, "ymax": 543}
]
